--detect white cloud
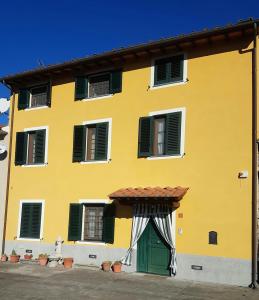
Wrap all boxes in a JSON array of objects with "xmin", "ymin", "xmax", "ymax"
[{"xmin": 0, "ymin": 98, "xmax": 10, "ymax": 113}]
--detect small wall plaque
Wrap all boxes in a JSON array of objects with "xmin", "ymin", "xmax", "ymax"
[
  {"xmin": 209, "ymin": 231, "xmax": 217, "ymax": 245},
  {"xmin": 191, "ymin": 265, "xmax": 203, "ymax": 270},
  {"xmin": 26, "ymin": 249, "xmax": 32, "ymax": 253},
  {"xmin": 89, "ymin": 254, "xmax": 97, "ymax": 259}
]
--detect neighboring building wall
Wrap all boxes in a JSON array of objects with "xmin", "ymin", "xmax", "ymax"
[
  {"xmin": 4, "ymin": 37, "xmax": 254, "ymax": 285},
  {"xmin": 0, "ymin": 129, "xmax": 9, "ymax": 252}
]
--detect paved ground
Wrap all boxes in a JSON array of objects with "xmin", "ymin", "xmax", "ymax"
[{"xmin": 0, "ymin": 263, "xmax": 258, "ymax": 299}]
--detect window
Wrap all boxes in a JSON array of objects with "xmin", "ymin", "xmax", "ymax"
[
  {"xmin": 68, "ymin": 203, "xmax": 115, "ymax": 243},
  {"xmin": 15, "ymin": 128, "xmax": 47, "ymax": 165},
  {"xmin": 153, "ymin": 54, "xmax": 185, "ymax": 87},
  {"xmin": 74, "ymin": 70, "xmax": 122, "ymax": 100},
  {"xmin": 73, "ymin": 120, "xmax": 111, "ymax": 163},
  {"xmin": 18, "ymin": 84, "xmax": 51, "ymax": 110},
  {"xmin": 18, "ymin": 201, "xmax": 43, "ymax": 239},
  {"xmin": 138, "ymin": 109, "xmax": 184, "ymax": 158}
]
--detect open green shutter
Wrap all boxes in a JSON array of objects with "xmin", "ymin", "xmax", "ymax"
[
  {"xmin": 138, "ymin": 117, "xmax": 153, "ymax": 157},
  {"xmin": 20, "ymin": 203, "xmax": 42, "ymax": 239},
  {"xmin": 165, "ymin": 112, "xmax": 182, "ymax": 155},
  {"xmin": 73, "ymin": 125, "xmax": 86, "ymax": 162},
  {"xmin": 18, "ymin": 89, "xmax": 30, "ymax": 110},
  {"xmin": 75, "ymin": 76, "xmax": 88, "ymax": 100},
  {"xmin": 110, "ymin": 70, "xmax": 122, "ymax": 94},
  {"xmin": 15, "ymin": 132, "xmax": 28, "ymax": 165},
  {"xmin": 103, "ymin": 203, "xmax": 115, "ymax": 243},
  {"xmin": 95, "ymin": 122, "xmax": 108, "ymax": 161},
  {"xmin": 35, "ymin": 130, "xmax": 46, "ymax": 164},
  {"xmin": 68, "ymin": 204, "xmax": 83, "ymax": 241}
]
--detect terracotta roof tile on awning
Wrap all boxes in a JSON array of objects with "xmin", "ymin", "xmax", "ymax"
[{"xmin": 109, "ymin": 186, "xmax": 189, "ymax": 201}]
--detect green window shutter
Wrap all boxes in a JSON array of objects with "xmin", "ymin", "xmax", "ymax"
[
  {"xmin": 46, "ymin": 83, "xmax": 52, "ymax": 107},
  {"xmin": 170, "ymin": 55, "xmax": 184, "ymax": 82},
  {"xmin": 154, "ymin": 60, "xmax": 168, "ymax": 85},
  {"xmin": 35, "ymin": 130, "xmax": 46, "ymax": 164},
  {"xmin": 73, "ymin": 125, "xmax": 86, "ymax": 162},
  {"xmin": 15, "ymin": 132, "xmax": 28, "ymax": 165},
  {"xmin": 95, "ymin": 122, "xmax": 109, "ymax": 161},
  {"xmin": 75, "ymin": 76, "xmax": 88, "ymax": 100},
  {"xmin": 165, "ymin": 112, "xmax": 182, "ymax": 155},
  {"xmin": 20, "ymin": 203, "xmax": 42, "ymax": 239},
  {"xmin": 103, "ymin": 203, "xmax": 116, "ymax": 243},
  {"xmin": 68, "ymin": 204, "xmax": 83, "ymax": 241},
  {"xmin": 18, "ymin": 89, "xmax": 30, "ymax": 110},
  {"xmin": 110, "ymin": 70, "xmax": 122, "ymax": 94},
  {"xmin": 138, "ymin": 117, "xmax": 153, "ymax": 158}
]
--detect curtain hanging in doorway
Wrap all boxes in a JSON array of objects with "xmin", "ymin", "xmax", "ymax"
[{"xmin": 121, "ymin": 203, "xmax": 177, "ymax": 276}]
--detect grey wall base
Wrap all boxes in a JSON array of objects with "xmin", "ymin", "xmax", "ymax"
[{"xmin": 5, "ymin": 241, "xmax": 250, "ymax": 286}]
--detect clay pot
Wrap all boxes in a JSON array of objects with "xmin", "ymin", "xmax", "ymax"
[
  {"xmin": 63, "ymin": 257, "xmax": 73, "ymax": 269},
  {"xmin": 24, "ymin": 254, "xmax": 33, "ymax": 260},
  {"xmin": 112, "ymin": 263, "xmax": 122, "ymax": 273},
  {"xmin": 1, "ymin": 255, "xmax": 8, "ymax": 262},
  {"xmin": 39, "ymin": 258, "xmax": 48, "ymax": 266},
  {"xmin": 102, "ymin": 262, "xmax": 111, "ymax": 272},
  {"xmin": 10, "ymin": 255, "xmax": 20, "ymax": 263}
]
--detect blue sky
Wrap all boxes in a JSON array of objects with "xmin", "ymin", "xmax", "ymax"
[{"xmin": 0, "ymin": 0, "xmax": 259, "ymax": 124}]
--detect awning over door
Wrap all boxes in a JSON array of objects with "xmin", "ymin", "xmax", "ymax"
[{"xmin": 109, "ymin": 186, "xmax": 189, "ymax": 206}]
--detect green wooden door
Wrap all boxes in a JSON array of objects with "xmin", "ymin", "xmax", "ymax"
[{"xmin": 137, "ymin": 220, "xmax": 170, "ymax": 276}]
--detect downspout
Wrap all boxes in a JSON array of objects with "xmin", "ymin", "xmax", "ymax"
[
  {"xmin": 249, "ymin": 21, "xmax": 258, "ymax": 289},
  {"xmin": 1, "ymin": 81, "xmax": 15, "ymax": 255}
]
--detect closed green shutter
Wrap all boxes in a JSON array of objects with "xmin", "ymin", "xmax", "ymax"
[
  {"xmin": 20, "ymin": 203, "xmax": 42, "ymax": 239},
  {"xmin": 154, "ymin": 59, "xmax": 168, "ymax": 85},
  {"xmin": 165, "ymin": 112, "xmax": 182, "ymax": 155},
  {"xmin": 15, "ymin": 132, "xmax": 28, "ymax": 165},
  {"xmin": 46, "ymin": 83, "xmax": 52, "ymax": 107},
  {"xmin": 103, "ymin": 203, "xmax": 115, "ymax": 243},
  {"xmin": 18, "ymin": 89, "xmax": 30, "ymax": 110},
  {"xmin": 138, "ymin": 117, "xmax": 153, "ymax": 158},
  {"xmin": 68, "ymin": 204, "xmax": 83, "ymax": 241},
  {"xmin": 95, "ymin": 122, "xmax": 108, "ymax": 161},
  {"xmin": 110, "ymin": 70, "xmax": 122, "ymax": 94},
  {"xmin": 35, "ymin": 130, "xmax": 46, "ymax": 164},
  {"xmin": 73, "ymin": 125, "xmax": 86, "ymax": 162},
  {"xmin": 170, "ymin": 55, "xmax": 184, "ymax": 82},
  {"xmin": 75, "ymin": 76, "xmax": 88, "ymax": 100}
]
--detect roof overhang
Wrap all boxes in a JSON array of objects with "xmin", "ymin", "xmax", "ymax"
[{"xmin": 0, "ymin": 19, "xmax": 258, "ymax": 88}]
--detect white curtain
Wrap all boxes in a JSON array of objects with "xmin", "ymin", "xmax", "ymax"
[
  {"xmin": 121, "ymin": 203, "xmax": 176, "ymax": 276},
  {"xmin": 121, "ymin": 204, "xmax": 150, "ymax": 266}
]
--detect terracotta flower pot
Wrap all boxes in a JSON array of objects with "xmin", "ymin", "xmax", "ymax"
[
  {"xmin": 63, "ymin": 257, "xmax": 73, "ymax": 269},
  {"xmin": 112, "ymin": 263, "xmax": 122, "ymax": 273},
  {"xmin": 1, "ymin": 255, "xmax": 8, "ymax": 262},
  {"xmin": 24, "ymin": 254, "xmax": 33, "ymax": 260},
  {"xmin": 102, "ymin": 262, "xmax": 111, "ymax": 272},
  {"xmin": 10, "ymin": 255, "xmax": 20, "ymax": 263},
  {"xmin": 39, "ymin": 258, "xmax": 48, "ymax": 266}
]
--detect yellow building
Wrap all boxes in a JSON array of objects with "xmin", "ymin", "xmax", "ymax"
[{"xmin": 1, "ymin": 19, "xmax": 258, "ymax": 286}]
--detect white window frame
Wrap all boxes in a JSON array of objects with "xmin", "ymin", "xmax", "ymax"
[
  {"xmin": 81, "ymin": 118, "xmax": 112, "ymax": 164},
  {"xmin": 25, "ymin": 84, "xmax": 49, "ymax": 111},
  {"xmin": 17, "ymin": 199, "xmax": 45, "ymax": 241},
  {"xmin": 150, "ymin": 52, "xmax": 188, "ymax": 90},
  {"xmin": 22, "ymin": 126, "xmax": 48, "ymax": 167},
  {"xmin": 76, "ymin": 199, "xmax": 111, "ymax": 245},
  {"xmin": 147, "ymin": 107, "xmax": 186, "ymax": 160},
  {"xmin": 82, "ymin": 72, "xmax": 114, "ymax": 102}
]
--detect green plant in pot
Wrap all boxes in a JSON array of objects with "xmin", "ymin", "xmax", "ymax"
[
  {"xmin": 38, "ymin": 253, "xmax": 48, "ymax": 266},
  {"xmin": 101, "ymin": 261, "xmax": 112, "ymax": 271},
  {"xmin": 112, "ymin": 261, "xmax": 122, "ymax": 273},
  {"xmin": 10, "ymin": 250, "xmax": 20, "ymax": 263}
]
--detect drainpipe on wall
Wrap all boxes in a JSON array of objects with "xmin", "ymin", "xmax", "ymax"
[
  {"xmin": 249, "ymin": 21, "xmax": 258, "ymax": 289},
  {"xmin": 1, "ymin": 81, "xmax": 15, "ymax": 255}
]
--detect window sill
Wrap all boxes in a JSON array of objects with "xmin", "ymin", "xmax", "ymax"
[
  {"xmin": 21, "ymin": 163, "xmax": 47, "ymax": 168},
  {"xmin": 82, "ymin": 94, "xmax": 113, "ymax": 102},
  {"xmin": 150, "ymin": 80, "xmax": 187, "ymax": 90},
  {"xmin": 16, "ymin": 238, "xmax": 41, "ymax": 241},
  {"xmin": 24, "ymin": 106, "xmax": 49, "ymax": 111},
  {"xmin": 147, "ymin": 154, "xmax": 184, "ymax": 160},
  {"xmin": 76, "ymin": 241, "xmax": 106, "ymax": 246},
  {"xmin": 80, "ymin": 160, "xmax": 110, "ymax": 165}
]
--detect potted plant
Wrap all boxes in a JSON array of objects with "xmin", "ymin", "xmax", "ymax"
[
  {"xmin": 1, "ymin": 254, "xmax": 8, "ymax": 262},
  {"xmin": 63, "ymin": 257, "xmax": 73, "ymax": 269},
  {"xmin": 112, "ymin": 261, "xmax": 122, "ymax": 273},
  {"xmin": 10, "ymin": 250, "xmax": 20, "ymax": 263},
  {"xmin": 24, "ymin": 254, "xmax": 33, "ymax": 260},
  {"xmin": 38, "ymin": 253, "xmax": 48, "ymax": 266},
  {"xmin": 101, "ymin": 261, "xmax": 112, "ymax": 272}
]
